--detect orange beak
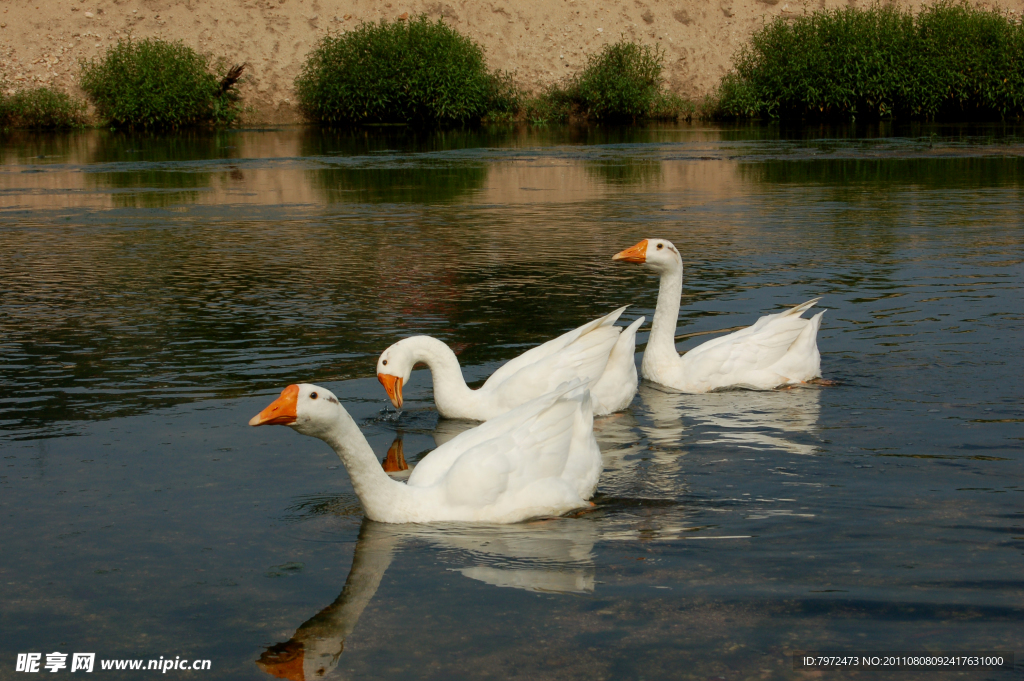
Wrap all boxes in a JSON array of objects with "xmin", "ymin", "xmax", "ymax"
[
  {"xmin": 377, "ymin": 374, "xmax": 404, "ymax": 409},
  {"xmin": 612, "ymin": 239, "xmax": 648, "ymax": 263},
  {"xmin": 249, "ymin": 384, "xmax": 299, "ymax": 426}
]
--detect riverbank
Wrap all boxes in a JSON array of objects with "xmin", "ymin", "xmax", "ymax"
[{"xmin": 3, "ymin": 0, "xmax": 1024, "ymax": 124}]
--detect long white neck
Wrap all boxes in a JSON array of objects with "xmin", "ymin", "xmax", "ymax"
[
  {"xmin": 403, "ymin": 336, "xmax": 479, "ymax": 418},
  {"xmin": 642, "ymin": 262, "xmax": 684, "ymax": 377},
  {"xmin": 309, "ymin": 408, "xmax": 409, "ymax": 522}
]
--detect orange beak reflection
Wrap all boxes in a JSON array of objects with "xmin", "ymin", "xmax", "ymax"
[
  {"xmin": 382, "ymin": 438, "xmax": 409, "ymax": 473},
  {"xmin": 612, "ymin": 239, "xmax": 649, "ymax": 264},
  {"xmin": 249, "ymin": 384, "xmax": 299, "ymax": 426},
  {"xmin": 256, "ymin": 640, "xmax": 305, "ymax": 681},
  {"xmin": 377, "ymin": 373, "xmax": 404, "ymax": 409}
]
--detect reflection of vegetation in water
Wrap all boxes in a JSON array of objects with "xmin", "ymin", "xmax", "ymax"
[
  {"xmin": 6, "ymin": 127, "xmax": 1023, "ymax": 435},
  {"xmin": 529, "ymin": 122, "xmax": 690, "ymax": 146},
  {"xmin": 0, "ymin": 131, "xmax": 94, "ymax": 164},
  {"xmin": 301, "ymin": 128, "xmax": 493, "ymax": 204},
  {"xmin": 584, "ymin": 157, "xmax": 662, "ymax": 186},
  {"xmin": 85, "ymin": 130, "xmax": 241, "ymax": 208},
  {"xmin": 0, "ymin": 215, "xmax": 392, "ymax": 432},
  {"xmin": 300, "ymin": 126, "xmax": 520, "ymax": 157},
  {"xmin": 308, "ymin": 163, "xmax": 489, "ymax": 204},
  {"xmin": 740, "ymin": 156, "xmax": 1024, "ymax": 190},
  {"xmin": 737, "ymin": 154, "xmax": 1024, "ymax": 291},
  {"xmin": 94, "ymin": 173, "xmax": 208, "ymax": 208},
  {"xmin": 550, "ymin": 125, "xmax": 671, "ymax": 187}
]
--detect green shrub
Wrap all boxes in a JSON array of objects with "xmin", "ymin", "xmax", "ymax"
[
  {"xmin": 717, "ymin": 2, "xmax": 1024, "ymax": 121},
  {"xmin": 525, "ymin": 40, "xmax": 691, "ymax": 122},
  {"xmin": 519, "ymin": 86, "xmax": 576, "ymax": 124},
  {"xmin": 572, "ymin": 41, "xmax": 665, "ymax": 120},
  {"xmin": 296, "ymin": 17, "xmax": 512, "ymax": 126},
  {"xmin": 482, "ymin": 70, "xmax": 522, "ymax": 123},
  {"xmin": 0, "ymin": 86, "xmax": 87, "ymax": 129},
  {"xmin": 649, "ymin": 90, "xmax": 697, "ymax": 121},
  {"xmin": 79, "ymin": 38, "xmax": 244, "ymax": 129},
  {"xmin": 914, "ymin": 3, "xmax": 1024, "ymax": 118}
]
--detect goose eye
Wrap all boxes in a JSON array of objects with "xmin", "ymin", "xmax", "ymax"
[
  {"xmin": 382, "ymin": 360, "xmax": 388, "ymax": 366},
  {"xmin": 657, "ymin": 243, "xmax": 664, "ymax": 249},
  {"xmin": 310, "ymin": 392, "xmax": 318, "ymax": 400}
]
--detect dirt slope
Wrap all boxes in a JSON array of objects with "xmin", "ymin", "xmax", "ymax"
[{"xmin": 2, "ymin": 0, "xmax": 1021, "ymax": 123}]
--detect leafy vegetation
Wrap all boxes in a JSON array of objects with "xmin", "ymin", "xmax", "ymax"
[
  {"xmin": 79, "ymin": 38, "xmax": 244, "ymax": 129},
  {"xmin": 572, "ymin": 41, "xmax": 666, "ymax": 120},
  {"xmin": 296, "ymin": 17, "xmax": 515, "ymax": 126},
  {"xmin": 525, "ymin": 40, "xmax": 693, "ymax": 122},
  {"xmin": 716, "ymin": 2, "xmax": 1024, "ymax": 121},
  {"xmin": 0, "ymin": 86, "xmax": 87, "ymax": 129}
]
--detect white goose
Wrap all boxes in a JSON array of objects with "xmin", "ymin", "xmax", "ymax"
[
  {"xmin": 613, "ymin": 238, "xmax": 824, "ymax": 392},
  {"xmin": 249, "ymin": 381, "xmax": 601, "ymax": 523},
  {"xmin": 375, "ymin": 307, "xmax": 644, "ymax": 420}
]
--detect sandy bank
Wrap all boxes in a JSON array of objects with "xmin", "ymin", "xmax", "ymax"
[{"xmin": 3, "ymin": 0, "xmax": 1023, "ymax": 124}]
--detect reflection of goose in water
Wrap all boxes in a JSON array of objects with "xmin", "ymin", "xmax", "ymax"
[
  {"xmin": 591, "ymin": 403, "xmax": 687, "ymax": 500},
  {"xmin": 380, "ymin": 437, "xmax": 408, "ymax": 473},
  {"xmin": 637, "ymin": 383, "xmax": 822, "ymax": 456},
  {"xmin": 584, "ymin": 384, "xmax": 821, "ymax": 510},
  {"xmin": 257, "ymin": 518, "xmax": 597, "ymax": 680},
  {"xmin": 258, "ymin": 522, "xmax": 398, "ymax": 681},
  {"xmin": 430, "ymin": 417, "xmax": 477, "ymax": 448},
  {"xmin": 417, "ymin": 520, "xmax": 597, "ymax": 594}
]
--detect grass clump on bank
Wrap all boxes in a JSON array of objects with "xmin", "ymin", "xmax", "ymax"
[
  {"xmin": 296, "ymin": 17, "xmax": 514, "ymax": 126},
  {"xmin": 79, "ymin": 38, "xmax": 245, "ymax": 129},
  {"xmin": 1, "ymin": 86, "xmax": 87, "ymax": 129},
  {"xmin": 717, "ymin": 2, "xmax": 1024, "ymax": 121},
  {"xmin": 527, "ymin": 40, "xmax": 693, "ymax": 122},
  {"xmin": 573, "ymin": 41, "xmax": 665, "ymax": 120}
]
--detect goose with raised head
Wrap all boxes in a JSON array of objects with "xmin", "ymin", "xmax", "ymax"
[
  {"xmin": 613, "ymin": 238, "xmax": 824, "ymax": 392},
  {"xmin": 249, "ymin": 381, "xmax": 602, "ymax": 524},
  {"xmin": 375, "ymin": 307, "xmax": 645, "ymax": 420}
]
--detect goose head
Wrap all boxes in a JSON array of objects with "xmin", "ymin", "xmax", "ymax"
[
  {"xmin": 249, "ymin": 383, "xmax": 343, "ymax": 438},
  {"xmin": 613, "ymin": 238, "xmax": 682, "ymax": 274},
  {"xmin": 376, "ymin": 340, "xmax": 416, "ymax": 409}
]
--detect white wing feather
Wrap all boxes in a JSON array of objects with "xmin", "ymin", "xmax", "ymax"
[
  {"xmin": 408, "ymin": 381, "xmax": 581, "ymax": 489},
  {"xmin": 433, "ymin": 384, "xmax": 586, "ymax": 512},
  {"xmin": 486, "ymin": 323, "xmax": 620, "ymax": 412},
  {"xmin": 680, "ymin": 298, "xmax": 823, "ymax": 389},
  {"xmin": 481, "ymin": 306, "xmax": 627, "ymax": 390}
]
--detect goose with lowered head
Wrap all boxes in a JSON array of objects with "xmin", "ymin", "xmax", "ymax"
[
  {"xmin": 613, "ymin": 238, "xmax": 824, "ymax": 392},
  {"xmin": 249, "ymin": 381, "xmax": 602, "ymax": 523},
  {"xmin": 376, "ymin": 306, "xmax": 644, "ymax": 421}
]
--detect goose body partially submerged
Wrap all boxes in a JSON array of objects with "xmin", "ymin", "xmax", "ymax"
[
  {"xmin": 250, "ymin": 381, "xmax": 601, "ymax": 524},
  {"xmin": 376, "ymin": 307, "xmax": 644, "ymax": 420},
  {"xmin": 614, "ymin": 238, "xmax": 824, "ymax": 392}
]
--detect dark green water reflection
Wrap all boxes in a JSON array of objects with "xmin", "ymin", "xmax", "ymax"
[{"xmin": 0, "ymin": 124, "xmax": 1022, "ymax": 680}]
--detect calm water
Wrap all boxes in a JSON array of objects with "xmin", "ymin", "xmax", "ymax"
[{"xmin": 1, "ymin": 124, "xmax": 1022, "ymax": 680}]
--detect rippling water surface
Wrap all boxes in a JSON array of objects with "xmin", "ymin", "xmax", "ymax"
[{"xmin": 1, "ymin": 124, "xmax": 1022, "ymax": 680}]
